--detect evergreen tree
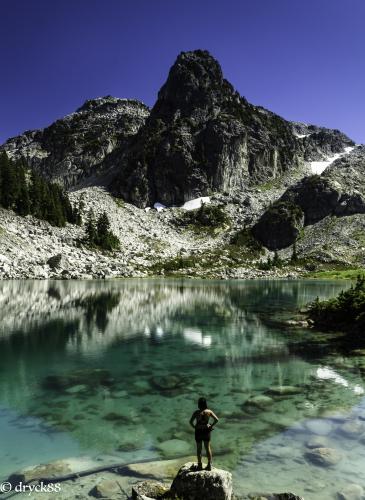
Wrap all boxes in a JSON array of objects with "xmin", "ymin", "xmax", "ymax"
[
  {"xmin": 96, "ymin": 211, "xmax": 110, "ymax": 245},
  {"xmin": 15, "ymin": 165, "xmax": 31, "ymax": 216},
  {"xmin": 291, "ymin": 241, "xmax": 298, "ymax": 263},
  {"xmin": 273, "ymin": 250, "xmax": 281, "ymax": 267},
  {"xmin": 86, "ymin": 209, "xmax": 97, "ymax": 244},
  {"xmin": 0, "ymin": 154, "xmax": 18, "ymax": 208},
  {"xmin": 75, "ymin": 200, "xmax": 85, "ymax": 225},
  {"xmin": 29, "ymin": 171, "xmax": 43, "ymax": 218},
  {"xmin": 0, "ymin": 153, "xmax": 78, "ymax": 227}
]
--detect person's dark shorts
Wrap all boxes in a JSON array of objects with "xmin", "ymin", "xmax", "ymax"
[{"xmin": 195, "ymin": 426, "xmax": 211, "ymax": 442}]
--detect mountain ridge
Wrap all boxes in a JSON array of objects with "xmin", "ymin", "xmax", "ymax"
[{"xmin": 2, "ymin": 50, "xmax": 355, "ymax": 204}]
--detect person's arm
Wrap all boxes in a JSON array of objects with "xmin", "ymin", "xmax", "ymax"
[
  {"xmin": 189, "ymin": 411, "xmax": 197, "ymax": 429},
  {"xmin": 209, "ymin": 410, "xmax": 219, "ymax": 429}
]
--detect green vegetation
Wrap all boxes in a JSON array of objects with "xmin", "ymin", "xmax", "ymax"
[
  {"xmin": 149, "ymin": 240, "xmax": 262, "ymax": 277},
  {"xmin": 229, "ymin": 228, "xmax": 264, "ymax": 257},
  {"xmin": 0, "ymin": 151, "xmax": 80, "ymax": 227},
  {"xmin": 85, "ymin": 210, "xmax": 120, "ymax": 251},
  {"xmin": 308, "ymin": 275, "xmax": 365, "ymax": 332},
  {"xmin": 257, "ymin": 250, "xmax": 284, "ymax": 270},
  {"xmin": 177, "ymin": 203, "xmax": 229, "ymax": 231},
  {"xmin": 306, "ymin": 268, "xmax": 365, "ymax": 280},
  {"xmin": 264, "ymin": 200, "xmax": 304, "ymax": 224},
  {"xmin": 171, "ymin": 203, "xmax": 230, "ymax": 238}
]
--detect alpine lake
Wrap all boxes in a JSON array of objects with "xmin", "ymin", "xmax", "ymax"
[{"xmin": 1, "ymin": 278, "xmax": 365, "ymax": 499}]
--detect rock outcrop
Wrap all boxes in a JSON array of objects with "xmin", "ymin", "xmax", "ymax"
[
  {"xmin": 2, "ymin": 97, "xmax": 149, "ymax": 188},
  {"xmin": 252, "ymin": 200, "xmax": 304, "ymax": 250},
  {"xmin": 253, "ymin": 146, "xmax": 365, "ymax": 249},
  {"xmin": 169, "ymin": 462, "xmax": 232, "ymax": 500},
  {"xmin": 292, "ymin": 121, "xmax": 354, "ymax": 161}
]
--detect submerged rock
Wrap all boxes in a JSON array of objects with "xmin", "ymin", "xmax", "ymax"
[
  {"xmin": 305, "ymin": 436, "xmax": 331, "ymax": 449},
  {"xmin": 170, "ymin": 462, "xmax": 232, "ymax": 500},
  {"xmin": 43, "ymin": 368, "xmax": 113, "ymax": 391},
  {"xmin": 150, "ymin": 374, "xmax": 187, "ymax": 391},
  {"xmin": 304, "ymin": 419, "xmax": 333, "ymax": 436},
  {"xmin": 338, "ymin": 420, "xmax": 365, "ymax": 439},
  {"xmin": 305, "ymin": 447, "xmax": 343, "ymax": 467},
  {"xmin": 89, "ymin": 478, "xmax": 124, "ymax": 498},
  {"xmin": 245, "ymin": 395, "xmax": 274, "ymax": 408},
  {"xmin": 157, "ymin": 439, "xmax": 191, "ymax": 457},
  {"xmin": 103, "ymin": 411, "xmax": 133, "ymax": 424},
  {"xmin": 65, "ymin": 384, "xmax": 88, "ymax": 395},
  {"xmin": 8, "ymin": 460, "xmax": 72, "ymax": 486},
  {"xmin": 337, "ymin": 483, "xmax": 364, "ymax": 500}
]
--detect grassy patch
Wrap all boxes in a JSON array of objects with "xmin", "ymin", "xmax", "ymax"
[
  {"xmin": 148, "ymin": 240, "xmax": 265, "ymax": 277},
  {"xmin": 306, "ymin": 268, "xmax": 365, "ymax": 280},
  {"xmin": 173, "ymin": 204, "xmax": 230, "ymax": 236}
]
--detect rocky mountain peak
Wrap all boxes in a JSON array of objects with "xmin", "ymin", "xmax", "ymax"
[
  {"xmin": 152, "ymin": 50, "xmax": 243, "ymax": 123},
  {"xmin": 2, "ymin": 97, "xmax": 150, "ymax": 189}
]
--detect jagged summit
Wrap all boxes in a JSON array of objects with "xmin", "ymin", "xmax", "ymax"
[{"xmin": 154, "ymin": 50, "xmax": 238, "ymax": 116}]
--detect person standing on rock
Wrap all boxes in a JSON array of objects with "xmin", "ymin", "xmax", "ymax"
[{"xmin": 189, "ymin": 397, "xmax": 219, "ymax": 471}]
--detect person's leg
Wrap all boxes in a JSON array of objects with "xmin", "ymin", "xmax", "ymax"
[
  {"xmin": 196, "ymin": 441, "xmax": 203, "ymax": 468},
  {"xmin": 204, "ymin": 441, "xmax": 212, "ymax": 469}
]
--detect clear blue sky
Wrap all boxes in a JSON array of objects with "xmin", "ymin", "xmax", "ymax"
[{"xmin": 1, "ymin": 0, "xmax": 364, "ymax": 144}]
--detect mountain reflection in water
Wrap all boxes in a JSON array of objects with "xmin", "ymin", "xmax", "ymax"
[{"xmin": 1, "ymin": 279, "xmax": 363, "ymax": 500}]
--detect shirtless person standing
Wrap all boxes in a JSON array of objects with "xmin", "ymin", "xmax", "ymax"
[{"xmin": 189, "ymin": 397, "xmax": 219, "ymax": 470}]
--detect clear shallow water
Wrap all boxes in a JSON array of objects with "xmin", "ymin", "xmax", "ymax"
[{"xmin": 1, "ymin": 279, "xmax": 365, "ymax": 498}]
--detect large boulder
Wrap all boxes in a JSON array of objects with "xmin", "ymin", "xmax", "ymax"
[
  {"xmin": 252, "ymin": 200, "xmax": 304, "ymax": 250},
  {"xmin": 47, "ymin": 253, "xmax": 68, "ymax": 269},
  {"xmin": 281, "ymin": 175, "xmax": 341, "ymax": 225},
  {"xmin": 170, "ymin": 462, "xmax": 232, "ymax": 500},
  {"xmin": 132, "ymin": 481, "xmax": 170, "ymax": 500}
]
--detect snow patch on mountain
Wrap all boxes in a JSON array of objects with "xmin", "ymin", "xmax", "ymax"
[
  {"xmin": 311, "ymin": 146, "xmax": 355, "ymax": 175},
  {"xmin": 181, "ymin": 197, "xmax": 211, "ymax": 210}
]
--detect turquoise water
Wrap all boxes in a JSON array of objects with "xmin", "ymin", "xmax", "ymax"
[{"xmin": 1, "ymin": 279, "xmax": 365, "ymax": 499}]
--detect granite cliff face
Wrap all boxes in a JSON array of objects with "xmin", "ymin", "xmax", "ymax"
[
  {"xmin": 111, "ymin": 50, "xmax": 353, "ymax": 207},
  {"xmin": 3, "ymin": 97, "xmax": 149, "ymax": 188}
]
